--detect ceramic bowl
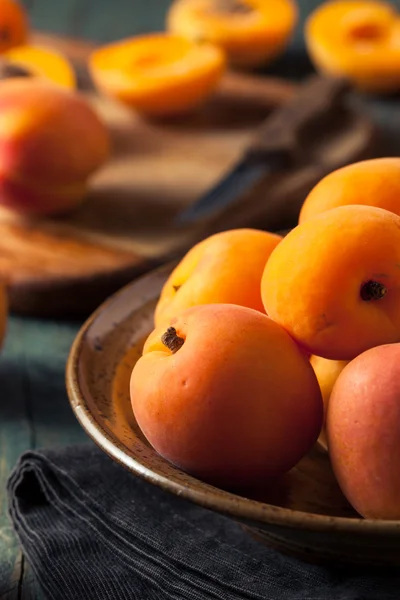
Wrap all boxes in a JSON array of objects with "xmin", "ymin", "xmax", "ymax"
[{"xmin": 66, "ymin": 263, "xmax": 400, "ymax": 567}]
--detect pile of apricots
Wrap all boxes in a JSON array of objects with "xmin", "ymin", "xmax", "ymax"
[{"xmin": 131, "ymin": 156, "xmax": 400, "ymax": 521}]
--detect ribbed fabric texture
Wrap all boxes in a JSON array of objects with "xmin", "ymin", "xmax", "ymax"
[{"xmin": 7, "ymin": 444, "xmax": 400, "ymax": 600}]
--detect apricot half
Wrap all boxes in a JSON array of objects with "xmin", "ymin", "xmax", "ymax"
[
  {"xmin": 131, "ymin": 303, "xmax": 323, "ymax": 489},
  {"xmin": 88, "ymin": 33, "xmax": 226, "ymax": 117},
  {"xmin": 305, "ymin": 0, "xmax": 400, "ymax": 93},
  {"xmin": 154, "ymin": 228, "xmax": 282, "ymax": 327},
  {"xmin": 167, "ymin": 0, "xmax": 298, "ymax": 69},
  {"xmin": 3, "ymin": 45, "xmax": 76, "ymax": 89},
  {"xmin": 262, "ymin": 205, "xmax": 400, "ymax": 360},
  {"xmin": 299, "ymin": 158, "xmax": 400, "ymax": 224},
  {"xmin": 0, "ymin": 79, "xmax": 109, "ymax": 215}
]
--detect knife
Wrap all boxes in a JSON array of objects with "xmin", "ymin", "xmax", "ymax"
[{"xmin": 174, "ymin": 75, "xmax": 350, "ymax": 226}]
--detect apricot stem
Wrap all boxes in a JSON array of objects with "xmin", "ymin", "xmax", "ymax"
[
  {"xmin": 161, "ymin": 326, "xmax": 185, "ymax": 353},
  {"xmin": 360, "ymin": 280, "xmax": 387, "ymax": 301}
]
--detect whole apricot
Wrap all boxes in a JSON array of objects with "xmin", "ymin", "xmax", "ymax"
[
  {"xmin": 167, "ymin": 0, "xmax": 298, "ymax": 69},
  {"xmin": 0, "ymin": 0, "xmax": 28, "ymax": 54},
  {"xmin": 89, "ymin": 33, "xmax": 226, "ymax": 117},
  {"xmin": 305, "ymin": 0, "xmax": 400, "ymax": 93},
  {"xmin": 262, "ymin": 205, "xmax": 400, "ymax": 360},
  {"xmin": 299, "ymin": 158, "xmax": 400, "ymax": 224},
  {"xmin": 0, "ymin": 79, "xmax": 109, "ymax": 215},
  {"xmin": 309, "ymin": 355, "xmax": 349, "ymax": 449},
  {"xmin": 154, "ymin": 228, "xmax": 282, "ymax": 327},
  {"xmin": 131, "ymin": 303, "xmax": 323, "ymax": 489},
  {"xmin": 327, "ymin": 343, "xmax": 400, "ymax": 519}
]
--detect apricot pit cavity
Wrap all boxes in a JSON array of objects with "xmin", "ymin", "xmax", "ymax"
[
  {"xmin": 212, "ymin": 0, "xmax": 253, "ymax": 15},
  {"xmin": 0, "ymin": 58, "xmax": 31, "ymax": 79}
]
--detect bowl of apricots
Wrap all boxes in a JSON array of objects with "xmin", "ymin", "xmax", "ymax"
[{"xmin": 67, "ymin": 157, "xmax": 400, "ymax": 567}]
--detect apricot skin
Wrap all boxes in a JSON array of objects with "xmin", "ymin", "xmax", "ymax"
[
  {"xmin": 299, "ymin": 158, "xmax": 400, "ymax": 224},
  {"xmin": 154, "ymin": 228, "xmax": 282, "ymax": 327},
  {"xmin": 131, "ymin": 303, "xmax": 323, "ymax": 490},
  {"xmin": 327, "ymin": 343, "xmax": 400, "ymax": 519},
  {"xmin": 261, "ymin": 205, "xmax": 400, "ymax": 360},
  {"xmin": 0, "ymin": 79, "xmax": 109, "ymax": 216},
  {"xmin": 0, "ymin": 0, "xmax": 28, "ymax": 54}
]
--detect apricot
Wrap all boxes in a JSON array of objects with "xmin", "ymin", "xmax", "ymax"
[
  {"xmin": 167, "ymin": 0, "xmax": 298, "ymax": 69},
  {"xmin": 261, "ymin": 205, "xmax": 400, "ymax": 360},
  {"xmin": 131, "ymin": 303, "xmax": 323, "ymax": 489},
  {"xmin": 327, "ymin": 343, "xmax": 400, "ymax": 519},
  {"xmin": 0, "ymin": 0, "xmax": 28, "ymax": 54},
  {"xmin": 309, "ymin": 355, "xmax": 349, "ymax": 449},
  {"xmin": 3, "ymin": 45, "xmax": 76, "ymax": 89},
  {"xmin": 299, "ymin": 158, "xmax": 400, "ymax": 224},
  {"xmin": 154, "ymin": 228, "xmax": 282, "ymax": 327},
  {"xmin": 305, "ymin": 0, "xmax": 400, "ymax": 93},
  {"xmin": 88, "ymin": 33, "xmax": 226, "ymax": 117},
  {"xmin": 0, "ymin": 79, "xmax": 109, "ymax": 216}
]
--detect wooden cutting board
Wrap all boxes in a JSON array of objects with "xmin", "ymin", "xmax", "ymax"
[{"xmin": 0, "ymin": 32, "xmax": 379, "ymax": 318}]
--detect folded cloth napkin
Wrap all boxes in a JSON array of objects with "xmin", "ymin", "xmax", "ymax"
[{"xmin": 7, "ymin": 444, "xmax": 400, "ymax": 600}]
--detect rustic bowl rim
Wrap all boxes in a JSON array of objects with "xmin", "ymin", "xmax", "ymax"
[{"xmin": 66, "ymin": 263, "xmax": 400, "ymax": 537}]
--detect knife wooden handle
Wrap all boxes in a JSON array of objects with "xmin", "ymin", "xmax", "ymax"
[{"xmin": 245, "ymin": 75, "xmax": 351, "ymax": 162}]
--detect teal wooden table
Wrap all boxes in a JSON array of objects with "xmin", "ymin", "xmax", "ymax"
[{"xmin": 0, "ymin": 1, "xmax": 399, "ymax": 598}]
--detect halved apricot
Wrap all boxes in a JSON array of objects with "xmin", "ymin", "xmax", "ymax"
[
  {"xmin": 305, "ymin": 0, "xmax": 400, "ymax": 93},
  {"xmin": 88, "ymin": 32, "xmax": 226, "ymax": 116},
  {"xmin": 3, "ymin": 45, "xmax": 76, "ymax": 89},
  {"xmin": 167, "ymin": 0, "xmax": 298, "ymax": 69}
]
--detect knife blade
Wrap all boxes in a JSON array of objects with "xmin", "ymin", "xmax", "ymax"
[{"xmin": 175, "ymin": 75, "xmax": 350, "ymax": 226}]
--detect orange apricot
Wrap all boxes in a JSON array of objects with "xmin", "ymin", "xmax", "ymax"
[
  {"xmin": 309, "ymin": 355, "xmax": 349, "ymax": 449},
  {"xmin": 154, "ymin": 228, "xmax": 282, "ymax": 327},
  {"xmin": 305, "ymin": 0, "xmax": 400, "ymax": 93},
  {"xmin": 261, "ymin": 205, "xmax": 400, "ymax": 360},
  {"xmin": 0, "ymin": 0, "xmax": 28, "ymax": 54},
  {"xmin": 131, "ymin": 303, "xmax": 323, "ymax": 489},
  {"xmin": 88, "ymin": 32, "xmax": 226, "ymax": 117},
  {"xmin": 299, "ymin": 158, "xmax": 400, "ymax": 224},
  {"xmin": 3, "ymin": 45, "xmax": 76, "ymax": 89},
  {"xmin": 0, "ymin": 79, "xmax": 109, "ymax": 215},
  {"xmin": 167, "ymin": 0, "xmax": 298, "ymax": 69}
]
